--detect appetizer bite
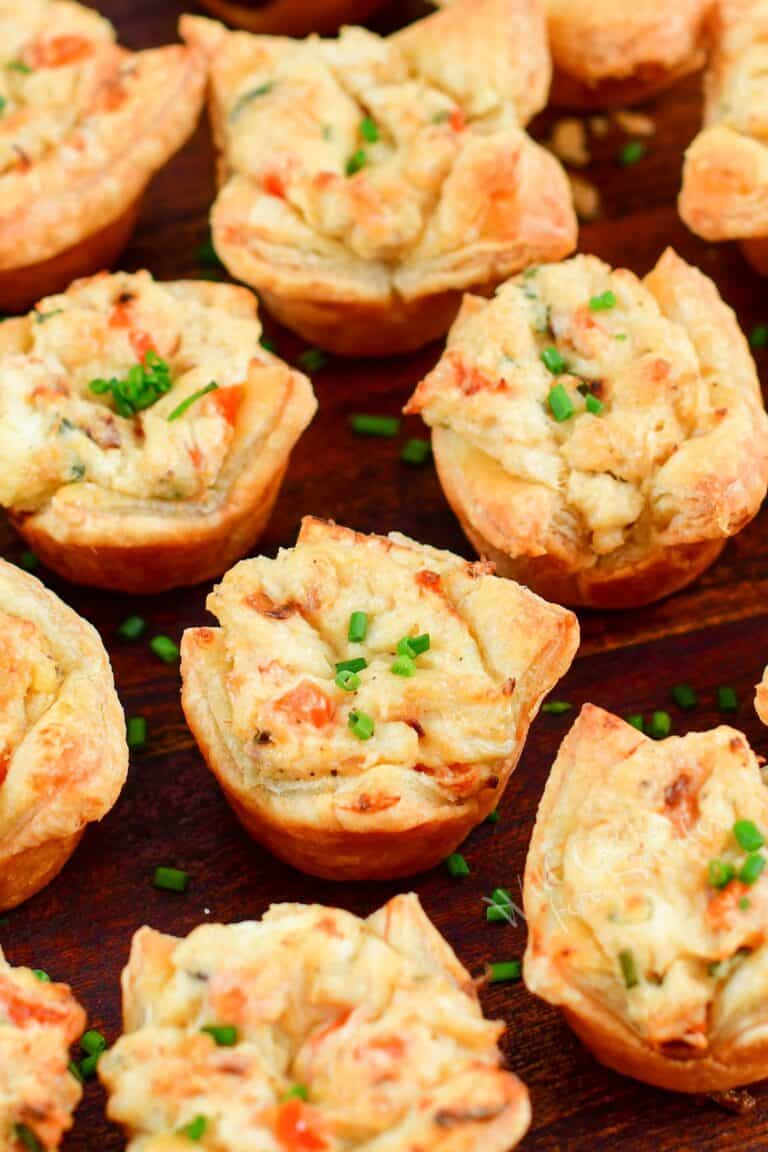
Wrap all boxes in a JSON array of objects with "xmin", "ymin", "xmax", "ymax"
[
  {"xmin": 680, "ymin": 0, "xmax": 768, "ymax": 274},
  {"xmin": 0, "ymin": 0, "xmax": 205, "ymax": 312},
  {"xmin": 0, "ymin": 558, "xmax": 127, "ymax": 911},
  {"xmin": 406, "ymin": 249, "xmax": 768, "ymax": 609},
  {"xmin": 0, "ymin": 272, "xmax": 317, "ymax": 593},
  {"xmin": 0, "ymin": 949, "xmax": 85, "ymax": 1150},
  {"xmin": 99, "ymin": 895, "xmax": 532, "ymax": 1151},
  {"xmin": 524, "ymin": 704, "xmax": 768, "ymax": 1092},
  {"xmin": 181, "ymin": 517, "xmax": 578, "ymax": 880},
  {"xmin": 181, "ymin": 0, "xmax": 577, "ymax": 356},
  {"xmin": 755, "ymin": 668, "xmax": 768, "ymax": 724},
  {"xmin": 196, "ymin": 0, "xmax": 386, "ymax": 37}
]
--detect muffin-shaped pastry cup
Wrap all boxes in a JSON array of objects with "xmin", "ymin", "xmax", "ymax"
[
  {"xmin": 524, "ymin": 703, "xmax": 768, "ymax": 1093},
  {"xmin": 0, "ymin": 560, "xmax": 127, "ymax": 911},
  {"xmin": 196, "ymin": 0, "xmax": 386, "ymax": 36},
  {"xmin": 0, "ymin": 948, "xmax": 86, "ymax": 1149},
  {"xmin": 0, "ymin": 1, "xmax": 205, "ymax": 313},
  {"xmin": 680, "ymin": 0, "xmax": 768, "ymax": 272},
  {"xmin": 181, "ymin": 517, "xmax": 578, "ymax": 880},
  {"xmin": 0, "ymin": 272, "xmax": 317, "ymax": 594},
  {"xmin": 181, "ymin": 0, "xmax": 577, "ymax": 357},
  {"xmin": 406, "ymin": 248, "xmax": 768, "ymax": 610},
  {"xmin": 100, "ymin": 894, "xmax": 531, "ymax": 1151}
]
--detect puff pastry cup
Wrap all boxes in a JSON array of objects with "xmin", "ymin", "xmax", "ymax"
[
  {"xmin": 99, "ymin": 894, "xmax": 531, "ymax": 1152},
  {"xmin": 196, "ymin": 1, "xmax": 386, "ymax": 37},
  {"xmin": 0, "ymin": 1, "xmax": 205, "ymax": 314},
  {"xmin": 0, "ymin": 271, "xmax": 317, "ymax": 594},
  {"xmin": 680, "ymin": 0, "xmax": 768, "ymax": 274},
  {"xmin": 0, "ymin": 559, "xmax": 127, "ymax": 911},
  {"xmin": 524, "ymin": 704, "xmax": 768, "ymax": 1093},
  {"xmin": 406, "ymin": 248, "xmax": 768, "ymax": 610},
  {"xmin": 180, "ymin": 517, "xmax": 578, "ymax": 880},
  {"xmin": 0, "ymin": 949, "xmax": 85, "ymax": 1150},
  {"xmin": 180, "ymin": 0, "xmax": 577, "ymax": 357}
]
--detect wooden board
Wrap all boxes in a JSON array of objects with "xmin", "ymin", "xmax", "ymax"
[{"xmin": 7, "ymin": 2, "xmax": 768, "ymax": 1149}]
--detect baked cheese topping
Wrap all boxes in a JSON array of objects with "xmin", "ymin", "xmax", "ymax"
[
  {"xmin": 0, "ymin": 948, "xmax": 84, "ymax": 1152},
  {"xmin": 526, "ymin": 706, "xmax": 768, "ymax": 1056},
  {"xmin": 100, "ymin": 896, "xmax": 519, "ymax": 1152},
  {"xmin": 407, "ymin": 251, "xmax": 763, "ymax": 559},
  {"xmin": 0, "ymin": 271, "xmax": 293, "ymax": 511},
  {"xmin": 200, "ymin": 518, "xmax": 574, "ymax": 808}
]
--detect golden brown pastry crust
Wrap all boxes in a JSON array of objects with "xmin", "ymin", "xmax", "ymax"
[
  {"xmin": 680, "ymin": 0, "xmax": 768, "ymax": 265},
  {"xmin": 0, "ymin": 272, "xmax": 316, "ymax": 594},
  {"xmin": 0, "ymin": 560, "xmax": 127, "ymax": 911},
  {"xmin": 0, "ymin": 948, "xmax": 85, "ymax": 1150},
  {"xmin": 181, "ymin": 517, "xmax": 578, "ymax": 880},
  {"xmin": 406, "ymin": 248, "xmax": 768, "ymax": 610},
  {"xmin": 196, "ymin": 0, "xmax": 386, "ymax": 36},
  {"xmin": 755, "ymin": 668, "xmax": 768, "ymax": 725},
  {"xmin": 181, "ymin": 2, "xmax": 577, "ymax": 357},
  {"xmin": 0, "ymin": 2, "xmax": 205, "ymax": 311},
  {"xmin": 100, "ymin": 895, "xmax": 531, "ymax": 1151},
  {"xmin": 524, "ymin": 704, "xmax": 768, "ymax": 1093}
]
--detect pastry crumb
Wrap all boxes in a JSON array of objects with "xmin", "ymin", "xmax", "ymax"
[
  {"xmin": 613, "ymin": 109, "xmax": 656, "ymax": 137},
  {"xmin": 569, "ymin": 174, "xmax": 602, "ymax": 221},
  {"xmin": 707, "ymin": 1088, "xmax": 756, "ymax": 1115},
  {"xmin": 588, "ymin": 115, "xmax": 610, "ymax": 138},
  {"xmin": 550, "ymin": 118, "xmax": 590, "ymax": 167}
]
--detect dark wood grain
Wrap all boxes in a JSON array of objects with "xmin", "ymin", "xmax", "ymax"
[{"xmin": 6, "ymin": 3, "xmax": 768, "ymax": 1150}]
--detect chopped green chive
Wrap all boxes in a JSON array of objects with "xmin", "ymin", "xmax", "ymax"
[
  {"xmin": 486, "ymin": 905, "xmax": 513, "ymax": 923},
  {"xmin": 734, "ymin": 820, "xmax": 765, "ymax": 852},
  {"xmin": 346, "ymin": 149, "xmax": 367, "ymax": 175},
  {"xmin": 445, "ymin": 852, "xmax": 470, "ymax": 878},
  {"xmin": 197, "ymin": 235, "xmax": 223, "ymax": 268},
  {"xmin": 541, "ymin": 700, "xmax": 572, "ymax": 715},
  {"xmin": 717, "ymin": 685, "xmax": 739, "ymax": 713},
  {"xmin": 391, "ymin": 654, "xmax": 416, "ymax": 677},
  {"xmin": 547, "ymin": 383, "xmax": 574, "ymax": 422},
  {"xmin": 750, "ymin": 324, "xmax": 768, "ymax": 349},
  {"xmin": 671, "ymin": 683, "xmax": 698, "ymax": 711},
  {"xmin": 349, "ymin": 413, "xmax": 400, "ymax": 438},
  {"xmin": 739, "ymin": 853, "xmax": 765, "ymax": 886},
  {"xmin": 615, "ymin": 332, "xmax": 628, "ymax": 341},
  {"xmin": 541, "ymin": 345, "xmax": 566, "ymax": 375},
  {"xmin": 619, "ymin": 140, "xmax": 645, "ymax": 166},
  {"xmin": 491, "ymin": 887, "xmax": 512, "ymax": 906},
  {"xmin": 646, "ymin": 711, "xmax": 671, "ymax": 740},
  {"xmin": 348, "ymin": 709, "xmax": 374, "ymax": 740},
  {"xmin": 485, "ymin": 809, "xmax": 500, "ymax": 825},
  {"xmin": 259, "ymin": 335, "xmax": 277, "ymax": 354},
  {"xmin": 335, "ymin": 669, "xmax": 360, "ymax": 692},
  {"xmin": 626, "ymin": 714, "xmax": 644, "ymax": 731},
  {"xmin": 32, "ymin": 969, "xmax": 49, "ymax": 982},
  {"xmin": 401, "ymin": 437, "xmax": 432, "ymax": 466},
  {"xmin": 154, "ymin": 866, "xmax": 189, "ymax": 893},
  {"xmin": 619, "ymin": 949, "xmax": 639, "ymax": 988},
  {"xmin": 19, "ymin": 550, "xmax": 38, "ymax": 572},
  {"xmin": 167, "ymin": 381, "xmax": 218, "ymax": 422},
  {"xmin": 79, "ymin": 1053, "xmax": 101, "ymax": 1080},
  {"xmin": 360, "ymin": 116, "xmax": 379, "ymax": 143},
  {"xmin": 348, "ymin": 611, "xmax": 369, "ymax": 643},
  {"xmin": 13, "ymin": 1125, "xmax": 43, "ymax": 1152},
  {"xmin": 708, "ymin": 859, "xmax": 735, "ymax": 889},
  {"xmin": 585, "ymin": 393, "xmax": 603, "ymax": 415},
  {"xmin": 8, "ymin": 60, "xmax": 32, "ymax": 74},
  {"xmin": 35, "ymin": 308, "xmax": 63, "ymax": 325},
  {"xmin": 298, "ymin": 347, "xmax": 328, "ymax": 373},
  {"xmin": 201, "ymin": 1024, "xmax": 238, "ymax": 1046},
  {"xmin": 127, "ymin": 716, "xmax": 147, "ymax": 750},
  {"xmin": 488, "ymin": 960, "xmax": 521, "ymax": 984},
  {"xmin": 283, "ymin": 1084, "xmax": 309, "ymax": 1102},
  {"xmin": 68, "ymin": 1059, "xmax": 83, "ymax": 1083},
  {"xmin": 229, "ymin": 83, "xmax": 273, "ymax": 121},
  {"xmin": 397, "ymin": 634, "xmax": 430, "ymax": 658},
  {"xmin": 81, "ymin": 1030, "xmax": 107, "ymax": 1057},
  {"xmin": 740, "ymin": 896, "xmax": 751, "ymax": 911},
  {"xmin": 89, "ymin": 350, "xmax": 172, "ymax": 418},
  {"xmin": 150, "ymin": 635, "xmax": 179, "ymax": 663},
  {"xmin": 0, "ymin": 96, "xmax": 5, "ymax": 117},
  {"xmin": 178, "ymin": 1116, "xmax": 208, "ymax": 1142},
  {"xmin": 118, "ymin": 615, "xmax": 146, "ymax": 641},
  {"xmin": 335, "ymin": 657, "xmax": 367, "ymax": 674},
  {"xmin": 589, "ymin": 290, "xmax": 616, "ymax": 311}
]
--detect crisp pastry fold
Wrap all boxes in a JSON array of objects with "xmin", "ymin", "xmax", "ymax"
[
  {"xmin": 406, "ymin": 248, "xmax": 768, "ymax": 609},
  {"xmin": 524, "ymin": 703, "xmax": 768, "ymax": 1092},
  {"xmin": 680, "ymin": 0, "xmax": 768, "ymax": 273},
  {"xmin": 0, "ymin": 949, "xmax": 85, "ymax": 1150},
  {"xmin": 0, "ymin": 558, "xmax": 127, "ymax": 910},
  {"xmin": 0, "ymin": 1, "xmax": 205, "ymax": 311},
  {"xmin": 99, "ymin": 894, "xmax": 531, "ymax": 1151},
  {"xmin": 0, "ymin": 271, "xmax": 317, "ymax": 593},
  {"xmin": 180, "ymin": 517, "xmax": 578, "ymax": 880},
  {"xmin": 181, "ymin": 0, "xmax": 577, "ymax": 356}
]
